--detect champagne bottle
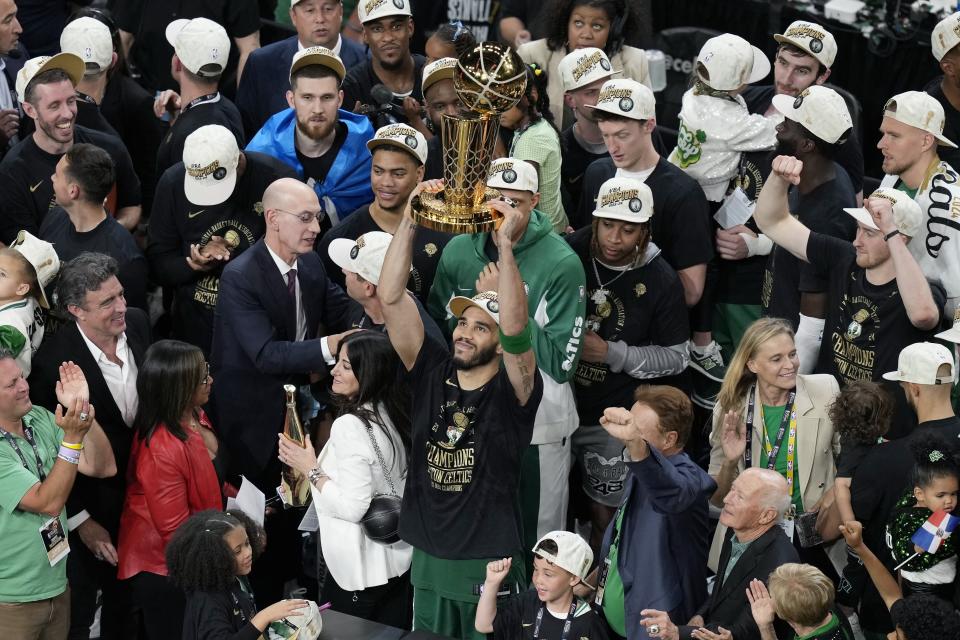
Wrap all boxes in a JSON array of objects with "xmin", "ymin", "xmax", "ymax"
[{"xmin": 281, "ymin": 384, "xmax": 312, "ymax": 507}]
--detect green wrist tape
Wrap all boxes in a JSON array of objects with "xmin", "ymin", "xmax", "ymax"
[{"xmin": 499, "ymin": 324, "xmax": 532, "ymax": 354}]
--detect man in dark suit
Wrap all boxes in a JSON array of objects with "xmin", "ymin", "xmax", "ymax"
[
  {"xmin": 640, "ymin": 468, "xmax": 799, "ymax": 640},
  {"xmin": 590, "ymin": 386, "xmax": 716, "ymax": 640},
  {"xmin": 0, "ymin": 0, "xmax": 25, "ymax": 159},
  {"xmin": 237, "ymin": 0, "xmax": 366, "ymax": 138},
  {"xmin": 29, "ymin": 252, "xmax": 150, "ymax": 640},
  {"xmin": 211, "ymin": 176, "xmax": 356, "ymax": 489}
]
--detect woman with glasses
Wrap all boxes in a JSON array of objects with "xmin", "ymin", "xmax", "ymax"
[
  {"xmin": 279, "ymin": 330, "xmax": 413, "ymax": 628},
  {"xmin": 116, "ymin": 339, "xmax": 223, "ymax": 640}
]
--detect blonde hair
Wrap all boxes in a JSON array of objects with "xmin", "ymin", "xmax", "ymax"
[
  {"xmin": 768, "ymin": 563, "xmax": 834, "ymax": 626},
  {"xmin": 716, "ymin": 317, "xmax": 795, "ymax": 412}
]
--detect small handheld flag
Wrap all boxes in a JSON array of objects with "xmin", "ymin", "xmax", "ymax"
[{"xmin": 911, "ymin": 510, "xmax": 960, "ymax": 554}]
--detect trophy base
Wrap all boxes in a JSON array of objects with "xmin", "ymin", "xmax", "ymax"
[{"xmin": 412, "ymin": 187, "xmax": 503, "ymax": 234}]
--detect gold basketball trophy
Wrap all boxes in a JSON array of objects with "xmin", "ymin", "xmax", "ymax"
[{"xmin": 412, "ymin": 42, "xmax": 527, "ymax": 234}]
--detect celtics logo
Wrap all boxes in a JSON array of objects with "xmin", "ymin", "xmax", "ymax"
[
  {"xmin": 350, "ymin": 245, "xmax": 360, "ymax": 259},
  {"xmin": 404, "ymin": 135, "xmax": 418, "ymax": 148},
  {"xmin": 619, "ymin": 97, "xmax": 634, "ymax": 112},
  {"xmin": 487, "ymin": 300, "xmax": 500, "ymax": 313},
  {"xmin": 628, "ymin": 198, "xmax": 642, "ymax": 213},
  {"xmin": 447, "ymin": 411, "xmax": 469, "ymax": 446},
  {"xmin": 213, "ymin": 167, "xmax": 227, "ymax": 180},
  {"xmin": 600, "ymin": 58, "xmax": 611, "ymax": 71},
  {"xmin": 502, "ymin": 169, "xmax": 517, "ymax": 184},
  {"xmin": 393, "ymin": 0, "xmax": 404, "ymax": 7},
  {"xmin": 846, "ymin": 309, "xmax": 869, "ymax": 340},
  {"xmin": 809, "ymin": 38, "xmax": 823, "ymax": 53}
]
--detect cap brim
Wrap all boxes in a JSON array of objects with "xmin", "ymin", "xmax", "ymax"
[
  {"xmin": 183, "ymin": 170, "xmax": 237, "ymax": 207},
  {"xmin": 843, "ymin": 207, "xmax": 880, "ymax": 231},
  {"xmin": 290, "ymin": 53, "xmax": 346, "ymax": 83},
  {"xmin": 773, "ymin": 35, "xmax": 822, "ymax": 64},
  {"xmin": 583, "ymin": 101, "xmax": 650, "ymax": 120},
  {"xmin": 366, "ymin": 138, "xmax": 424, "ymax": 164},
  {"xmin": 936, "ymin": 132, "xmax": 958, "ymax": 148},
  {"xmin": 565, "ymin": 67, "xmax": 619, "ymax": 92},
  {"xmin": 936, "ymin": 326, "xmax": 960, "ymax": 343},
  {"xmin": 746, "ymin": 45, "xmax": 771, "ymax": 84},
  {"xmin": 770, "ymin": 93, "xmax": 797, "ymax": 118},
  {"xmin": 39, "ymin": 53, "xmax": 85, "ymax": 89},
  {"xmin": 448, "ymin": 296, "xmax": 499, "ymax": 325},
  {"xmin": 326, "ymin": 238, "xmax": 356, "ymax": 274},
  {"xmin": 881, "ymin": 369, "xmax": 904, "ymax": 381},
  {"xmin": 422, "ymin": 70, "xmax": 455, "ymax": 95},
  {"xmin": 165, "ymin": 19, "xmax": 190, "ymax": 48},
  {"xmin": 592, "ymin": 209, "xmax": 651, "ymax": 224}
]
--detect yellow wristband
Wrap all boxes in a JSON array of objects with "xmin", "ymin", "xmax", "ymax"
[{"xmin": 60, "ymin": 440, "xmax": 84, "ymax": 450}]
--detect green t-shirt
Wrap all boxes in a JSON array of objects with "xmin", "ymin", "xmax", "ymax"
[
  {"xmin": 893, "ymin": 180, "xmax": 918, "ymax": 200},
  {"xmin": 796, "ymin": 612, "xmax": 844, "ymax": 640},
  {"xmin": 510, "ymin": 119, "xmax": 567, "ymax": 232},
  {"xmin": 411, "ymin": 548, "xmax": 526, "ymax": 603},
  {"xmin": 0, "ymin": 406, "xmax": 68, "ymax": 602},
  {"xmin": 601, "ymin": 505, "xmax": 627, "ymax": 636},
  {"xmin": 758, "ymin": 404, "xmax": 803, "ymax": 512}
]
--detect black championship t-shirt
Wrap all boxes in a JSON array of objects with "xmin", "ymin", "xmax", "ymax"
[
  {"xmin": 156, "ymin": 94, "xmax": 245, "ymax": 178},
  {"xmin": 75, "ymin": 95, "xmax": 120, "ymax": 139},
  {"xmin": 924, "ymin": 77, "xmax": 960, "ymax": 171},
  {"xmin": 315, "ymin": 205, "xmax": 452, "ymax": 305},
  {"xmin": 567, "ymin": 229, "xmax": 690, "ymax": 425},
  {"xmin": 577, "ymin": 158, "xmax": 714, "ymax": 271},
  {"xmin": 146, "ymin": 152, "xmax": 297, "ymax": 354},
  {"xmin": 762, "ymin": 167, "xmax": 857, "ymax": 327},
  {"xmin": 741, "ymin": 84, "xmax": 865, "ymax": 195},
  {"xmin": 39, "ymin": 208, "xmax": 149, "ymax": 312},
  {"xmin": 400, "ymin": 337, "xmax": 543, "ymax": 559},
  {"xmin": 806, "ymin": 232, "xmax": 946, "ymax": 385},
  {"xmin": 342, "ymin": 56, "xmax": 427, "ymax": 126},
  {"xmin": 561, "ymin": 126, "xmax": 609, "ymax": 218},
  {"xmin": 492, "ymin": 590, "xmax": 609, "ymax": 640},
  {"xmin": 0, "ymin": 125, "xmax": 141, "ymax": 244}
]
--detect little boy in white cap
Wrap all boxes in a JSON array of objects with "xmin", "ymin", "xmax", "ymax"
[
  {"xmin": 0, "ymin": 231, "xmax": 59, "ymax": 376},
  {"xmin": 475, "ymin": 531, "xmax": 608, "ymax": 639},
  {"xmin": 668, "ymin": 33, "xmax": 777, "ymax": 202}
]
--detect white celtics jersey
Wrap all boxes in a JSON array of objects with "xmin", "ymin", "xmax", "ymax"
[
  {"xmin": 881, "ymin": 159, "xmax": 960, "ymax": 318},
  {"xmin": 0, "ymin": 298, "xmax": 45, "ymax": 376}
]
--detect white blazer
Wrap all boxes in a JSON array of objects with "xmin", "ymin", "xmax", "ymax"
[{"xmin": 311, "ymin": 406, "xmax": 412, "ymax": 591}]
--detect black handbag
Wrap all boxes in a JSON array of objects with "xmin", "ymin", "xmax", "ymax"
[{"xmin": 359, "ymin": 424, "xmax": 402, "ymax": 545}]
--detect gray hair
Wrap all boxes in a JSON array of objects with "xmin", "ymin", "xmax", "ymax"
[
  {"xmin": 752, "ymin": 468, "xmax": 792, "ymax": 523},
  {"xmin": 56, "ymin": 252, "xmax": 119, "ymax": 316},
  {"xmin": 0, "ymin": 347, "xmax": 16, "ymax": 363}
]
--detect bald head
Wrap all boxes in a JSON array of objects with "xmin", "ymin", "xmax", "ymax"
[{"xmin": 263, "ymin": 178, "xmax": 323, "ymax": 263}]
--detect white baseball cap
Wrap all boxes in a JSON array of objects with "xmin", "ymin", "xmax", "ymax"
[
  {"xmin": 10, "ymin": 231, "xmax": 60, "ymax": 309},
  {"xmin": 533, "ymin": 531, "xmax": 593, "ymax": 580},
  {"xmin": 774, "ymin": 21, "xmax": 837, "ymax": 69},
  {"xmin": 696, "ymin": 33, "xmax": 770, "ymax": 91},
  {"xmin": 771, "ymin": 85, "xmax": 852, "ymax": 144},
  {"xmin": 882, "ymin": 342, "xmax": 955, "ymax": 385},
  {"xmin": 366, "ymin": 123, "xmax": 427, "ymax": 165},
  {"xmin": 883, "ymin": 91, "xmax": 957, "ymax": 148},
  {"xmin": 165, "ymin": 17, "xmax": 231, "ymax": 77},
  {"xmin": 60, "ymin": 17, "xmax": 114, "ymax": 76},
  {"xmin": 327, "ymin": 231, "xmax": 397, "ymax": 286},
  {"xmin": 592, "ymin": 177, "xmax": 654, "ymax": 224},
  {"xmin": 487, "ymin": 157, "xmax": 538, "ymax": 193},
  {"xmin": 16, "ymin": 53, "xmax": 85, "ymax": 103},
  {"xmin": 449, "ymin": 291, "xmax": 500, "ymax": 326},
  {"xmin": 843, "ymin": 187, "xmax": 921, "ymax": 238},
  {"xmin": 584, "ymin": 78, "xmax": 655, "ymax": 121},
  {"xmin": 289, "ymin": 45, "xmax": 346, "ymax": 84},
  {"xmin": 936, "ymin": 307, "xmax": 960, "ymax": 343},
  {"xmin": 558, "ymin": 47, "xmax": 616, "ymax": 92},
  {"xmin": 422, "ymin": 57, "xmax": 457, "ymax": 96},
  {"xmin": 358, "ymin": 0, "xmax": 411, "ymax": 24},
  {"xmin": 182, "ymin": 125, "xmax": 240, "ymax": 206},
  {"xmin": 933, "ymin": 12, "xmax": 960, "ymax": 62}
]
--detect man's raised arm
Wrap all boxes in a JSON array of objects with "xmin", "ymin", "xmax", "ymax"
[{"xmin": 754, "ymin": 155, "xmax": 812, "ymax": 262}]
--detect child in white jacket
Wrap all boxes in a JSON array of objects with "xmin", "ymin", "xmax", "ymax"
[{"xmin": 669, "ymin": 33, "xmax": 777, "ymax": 202}]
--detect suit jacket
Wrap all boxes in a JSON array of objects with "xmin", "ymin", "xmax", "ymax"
[
  {"xmin": 210, "ymin": 239, "xmax": 356, "ymax": 484},
  {"xmin": 28, "ymin": 308, "xmax": 151, "ymax": 536},
  {"xmin": 599, "ymin": 446, "xmax": 716, "ymax": 640},
  {"xmin": 681, "ymin": 526, "xmax": 798, "ymax": 640},
  {"xmin": 706, "ymin": 374, "xmax": 840, "ymax": 569},
  {"xmin": 236, "ymin": 35, "xmax": 367, "ymax": 138}
]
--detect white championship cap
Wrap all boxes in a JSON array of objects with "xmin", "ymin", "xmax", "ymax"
[
  {"xmin": 882, "ymin": 342, "xmax": 955, "ymax": 385},
  {"xmin": 16, "ymin": 53, "xmax": 85, "ymax": 103},
  {"xmin": 774, "ymin": 20, "xmax": 838, "ymax": 69},
  {"xmin": 933, "ymin": 12, "xmax": 960, "ymax": 62},
  {"xmin": 366, "ymin": 123, "xmax": 428, "ymax": 165},
  {"xmin": 422, "ymin": 57, "xmax": 457, "ymax": 95},
  {"xmin": 327, "ymin": 231, "xmax": 397, "ymax": 286},
  {"xmin": 60, "ymin": 17, "xmax": 114, "ymax": 76},
  {"xmin": 883, "ymin": 91, "xmax": 957, "ymax": 148},
  {"xmin": 357, "ymin": 0, "xmax": 411, "ymax": 24},
  {"xmin": 696, "ymin": 33, "xmax": 770, "ymax": 91},
  {"xmin": 584, "ymin": 78, "xmax": 655, "ymax": 121},
  {"xmin": 533, "ymin": 531, "xmax": 593, "ymax": 580},
  {"xmin": 843, "ymin": 187, "xmax": 921, "ymax": 238},
  {"xmin": 165, "ymin": 17, "xmax": 231, "ymax": 77},
  {"xmin": 592, "ymin": 177, "xmax": 654, "ymax": 224},
  {"xmin": 558, "ymin": 47, "xmax": 616, "ymax": 92},
  {"xmin": 936, "ymin": 307, "xmax": 960, "ymax": 343},
  {"xmin": 10, "ymin": 231, "xmax": 59, "ymax": 310},
  {"xmin": 182, "ymin": 125, "xmax": 240, "ymax": 206},
  {"xmin": 771, "ymin": 85, "xmax": 852, "ymax": 144},
  {"xmin": 449, "ymin": 291, "xmax": 501, "ymax": 326},
  {"xmin": 289, "ymin": 45, "xmax": 346, "ymax": 83},
  {"xmin": 487, "ymin": 157, "xmax": 538, "ymax": 193}
]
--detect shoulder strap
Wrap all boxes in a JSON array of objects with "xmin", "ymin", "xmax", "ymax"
[{"xmin": 364, "ymin": 423, "xmax": 398, "ymax": 496}]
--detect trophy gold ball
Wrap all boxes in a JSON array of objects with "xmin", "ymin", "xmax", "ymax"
[{"xmin": 412, "ymin": 41, "xmax": 528, "ymax": 234}]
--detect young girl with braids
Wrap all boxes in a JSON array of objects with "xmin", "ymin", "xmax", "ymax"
[
  {"xmin": 499, "ymin": 63, "xmax": 567, "ymax": 232},
  {"xmin": 166, "ymin": 509, "xmax": 309, "ymax": 639},
  {"xmin": 886, "ymin": 435, "xmax": 960, "ymax": 603}
]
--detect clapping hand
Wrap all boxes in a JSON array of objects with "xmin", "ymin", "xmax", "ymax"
[{"xmin": 56, "ymin": 361, "xmax": 89, "ymax": 409}]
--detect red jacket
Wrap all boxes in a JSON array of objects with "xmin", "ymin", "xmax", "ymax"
[{"xmin": 117, "ymin": 411, "xmax": 222, "ymax": 579}]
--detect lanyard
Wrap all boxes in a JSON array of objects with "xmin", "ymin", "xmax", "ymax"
[
  {"xmin": 533, "ymin": 598, "xmax": 577, "ymax": 640},
  {"xmin": 1, "ymin": 425, "xmax": 47, "ymax": 482},
  {"xmin": 744, "ymin": 386, "xmax": 795, "ymax": 473},
  {"xmin": 181, "ymin": 92, "xmax": 220, "ymax": 115}
]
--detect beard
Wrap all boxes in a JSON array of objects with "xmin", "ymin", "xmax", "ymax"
[
  {"xmin": 775, "ymin": 137, "xmax": 797, "ymax": 156},
  {"xmin": 296, "ymin": 114, "xmax": 336, "ymax": 142},
  {"xmin": 452, "ymin": 341, "xmax": 499, "ymax": 370},
  {"xmin": 39, "ymin": 116, "xmax": 74, "ymax": 144}
]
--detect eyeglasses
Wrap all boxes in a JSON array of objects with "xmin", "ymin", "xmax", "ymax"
[
  {"xmin": 201, "ymin": 362, "xmax": 211, "ymax": 386},
  {"xmin": 275, "ymin": 208, "xmax": 325, "ymax": 224}
]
